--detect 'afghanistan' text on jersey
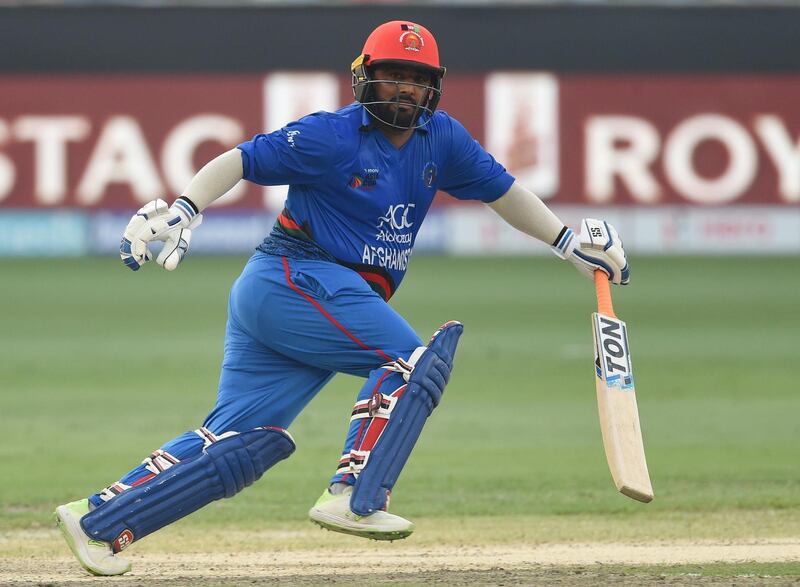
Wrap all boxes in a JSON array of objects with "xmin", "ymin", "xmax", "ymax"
[{"xmin": 238, "ymin": 103, "xmax": 514, "ymax": 297}]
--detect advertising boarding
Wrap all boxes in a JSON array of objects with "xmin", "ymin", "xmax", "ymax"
[{"xmin": 1, "ymin": 73, "xmax": 797, "ymax": 255}]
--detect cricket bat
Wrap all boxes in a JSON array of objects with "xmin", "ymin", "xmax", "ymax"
[{"xmin": 592, "ymin": 270, "xmax": 653, "ymax": 503}]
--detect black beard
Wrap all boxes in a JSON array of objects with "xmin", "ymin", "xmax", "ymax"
[{"xmin": 373, "ymin": 101, "xmax": 419, "ymax": 129}]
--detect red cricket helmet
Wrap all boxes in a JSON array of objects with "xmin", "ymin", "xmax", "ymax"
[{"xmin": 352, "ymin": 21, "xmax": 447, "ymax": 129}]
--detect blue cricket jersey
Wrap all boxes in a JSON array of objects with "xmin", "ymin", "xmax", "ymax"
[{"xmin": 238, "ymin": 103, "xmax": 514, "ymax": 300}]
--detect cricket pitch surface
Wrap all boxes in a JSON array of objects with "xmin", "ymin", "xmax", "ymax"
[{"xmin": 2, "ymin": 528, "xmax": 799, "ymax": 586}]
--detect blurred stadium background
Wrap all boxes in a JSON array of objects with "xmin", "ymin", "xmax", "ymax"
[
  {"xmin": 1, "ymin": 1, "xmax": 798, "ymax": 257},
  {"xmin": 1, "ymin": 1, "xmax": 799, "ymax": 583}
]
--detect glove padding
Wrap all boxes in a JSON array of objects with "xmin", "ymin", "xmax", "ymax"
[
  {"xmin": 120, "ymin": 199, "xmax": 202, "ymax": 271},
  {"xmin": 552, "ymin": 218, "xmax": 630, "ymax": 285},
  {"xmin": 155, "ymin": 222, "xmax": 199, "ymax": 271}
]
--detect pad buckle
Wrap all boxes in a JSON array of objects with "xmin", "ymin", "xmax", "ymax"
[{"xmin": 381, "ymin": 346, "xmax": 427, "ymax": 382}]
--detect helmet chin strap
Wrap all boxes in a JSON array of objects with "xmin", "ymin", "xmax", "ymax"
[
  {"xmin": 364, "ymin": 101, "xmax": 431, "ymax": 131},
  {"xmin": 357, "ymin": 80, "xmax": 440, "ymax": 131}
]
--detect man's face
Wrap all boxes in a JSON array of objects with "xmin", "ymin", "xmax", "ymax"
[{"xmin": 371, "ymin": 64, "xmax": 433, "ymax": 128}]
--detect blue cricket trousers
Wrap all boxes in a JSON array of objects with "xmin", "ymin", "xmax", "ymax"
[{"xmin": 89, "ymin": 252, "xmax": 422, "ymax": 507}]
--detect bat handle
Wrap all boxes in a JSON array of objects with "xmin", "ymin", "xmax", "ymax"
[{"xmin": 594, "ymin": 270, "xmax": 616, "ymax": 317}]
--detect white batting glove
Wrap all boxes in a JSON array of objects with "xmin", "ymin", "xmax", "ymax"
[
  {"xmin": 155, "ymin": 214, "xmax": 202, "ymax": 271},
  {"xmin": 119, "ymin": 197, "xmax": 202, "ymax": 271},
  {"xmin": 551, "ymin": 218, "xmax": 630, "ymax": 285}
]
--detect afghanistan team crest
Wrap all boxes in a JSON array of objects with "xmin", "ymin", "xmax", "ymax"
[{"xmin": 400, "ymin": 24, "xmax": 424, "ymax": 52}]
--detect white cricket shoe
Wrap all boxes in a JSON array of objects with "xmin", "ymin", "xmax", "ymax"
[
  {"xmin": 53, "ymin": 499, "xmax": 132, "ymax": 576},
  {"xmin": 308, "ymin": 485, "xmax": 414, "ymax": 541}
]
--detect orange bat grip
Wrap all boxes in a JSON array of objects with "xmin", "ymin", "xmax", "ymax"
[{"xmin": 594, "ymin": 270, "xmax": 616, "ymax": 317}]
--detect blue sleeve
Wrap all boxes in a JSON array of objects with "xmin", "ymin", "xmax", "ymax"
[
  {"xmin": 237, "ymin": 113, "xmax": 337, "ymax": 186},
  {"xmin": 439, "ymin": 116, "xmax": 515, "ymax": 203}
]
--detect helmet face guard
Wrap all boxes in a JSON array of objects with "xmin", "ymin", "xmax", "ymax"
[
  {"xmin": 352, "ymin": 21, "xmax": 446, "ymax": 130},
  {"xmin": 352, "ymin": 57, "xmax": 445, "ymax": 130}
]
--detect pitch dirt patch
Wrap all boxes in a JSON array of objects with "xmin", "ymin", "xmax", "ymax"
[{"xmin": 2, "ymin": 530, "xmax": 799, "ymax": 586}]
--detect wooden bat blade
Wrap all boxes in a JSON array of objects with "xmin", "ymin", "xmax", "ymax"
[{"xmin": 592, "ymin": 311, "xmax": 654, "ymax": 503}]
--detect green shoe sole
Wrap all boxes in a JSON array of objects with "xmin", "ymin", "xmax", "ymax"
[
  {"xmin": 53, "ymin": 509, "xmax": 103, "ymax": 576},
  {"xmin": 53, "ymin": 506, "xmax": 131, "ymax": 576},
  {"xmin": 310, "ymin": 518, "xmax": 413, "ymax": 541}
]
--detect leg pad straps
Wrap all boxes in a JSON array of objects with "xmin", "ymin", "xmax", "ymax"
[
  {"xmin": 350, "ymin": 321, "xmax": 463, "ymax": 516},
  {"xmin": 81, "ymin": 427, "xmax": 295, "ymax": 552}
]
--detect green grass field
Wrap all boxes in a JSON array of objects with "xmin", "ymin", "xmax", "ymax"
[{"xmin": 1, "ymin": 255, "xmax": 798, "ymax": 584}]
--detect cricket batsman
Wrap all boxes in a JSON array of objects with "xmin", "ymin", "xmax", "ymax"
[{"xmin": 54, "ymin": 20, "xmax": 630, "ymax": 576}]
